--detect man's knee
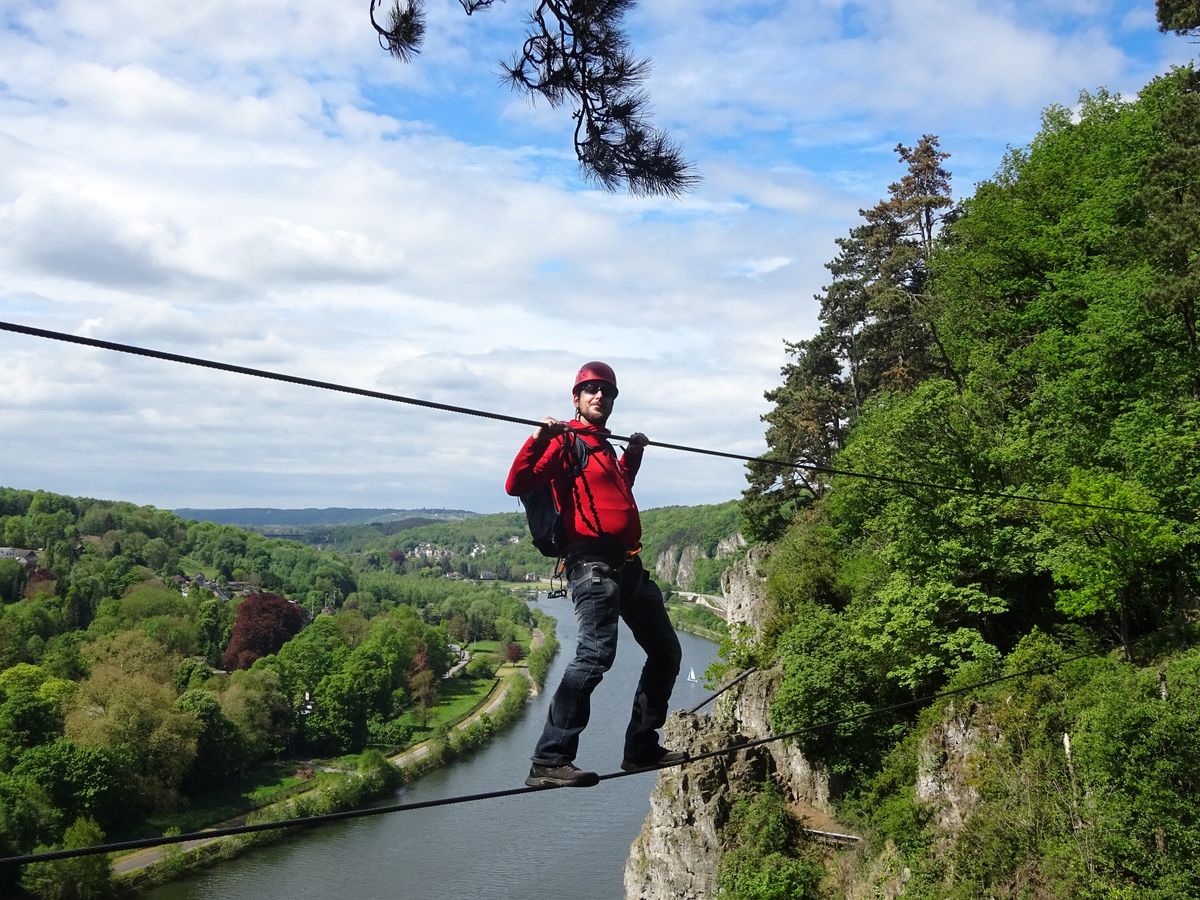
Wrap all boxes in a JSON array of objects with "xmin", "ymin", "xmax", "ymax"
[{"xmin": 569, "ymin": 642, "xmax": 617, "ymax": 682}]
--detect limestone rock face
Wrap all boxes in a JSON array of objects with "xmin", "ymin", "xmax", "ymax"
[
  {"xmin": 653, "ymin": 533, "xmax": 745, "ymax": 593},
  {"xmin": 674, "ymin": 544, "xmax": 705, "ymax": 592},
  {"xmin": 653, "ymin": 543, "xmax": 711, "ymax": 591},
  {"xmin": 723, "ymin": 667, "xmax": 835, "ymax": 811},
  {"xmin": 654, "ymin": 545, "xmax": 682, "ymax": 585},
  {"xmin": 715, "ymin": 533, "xmax": 746, "ymax": 559},
  {"xmin": 624, "ymin": 712, "xmax": 771, "ymax": 900},
  {"xmin": 719, "ymin": 544, "xmax": 768, "ymax": 640},
  {"xmin": 916, "ymin": 700, "xmax": 998, "ymax": 832}
]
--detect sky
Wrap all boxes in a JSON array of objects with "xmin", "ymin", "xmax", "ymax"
[{"xmin": 0, "ymin": 0, "xmax": 1195, "ymax": 515}]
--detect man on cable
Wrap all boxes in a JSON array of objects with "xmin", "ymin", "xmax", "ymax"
[{"xmin": 506, "ymin": 361, "xmax": 687, "ymax": 788}]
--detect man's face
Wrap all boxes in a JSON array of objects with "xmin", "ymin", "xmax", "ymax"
[{"xmin": 574, "ymin": 380, "xmax": 616, "ymax": 426}]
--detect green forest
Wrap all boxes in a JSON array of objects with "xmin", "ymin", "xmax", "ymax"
[
  {"xmin": 0, "ymin": 488, "xmax": 558, "ymax": 897},
  {"xmin": 726, "ymin": 63, "xmax": 1200, "ymax": 898},
  {"xmin": 292, "ymin": 500, "xmax": 743, "ymax": 593}
]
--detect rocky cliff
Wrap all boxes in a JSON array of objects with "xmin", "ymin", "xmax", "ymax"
[
  {"xmin": 915, "ymin": 699, "xmax": 996, "ymax": 832},
  {"xmin": 624, "ymin": 712, "xmax": 772, "ymax": 899},
  {"xmin": 718, "ymin": 542, "xmax": 768, "ymax": 640},
  {"xmin": 654, "ymin": 533, "xmax": 747, "ymax": 592},
  {"xmin": 627, "ymin": 540, "xmax": 839, "ymax": 898},
  {"xmin": 654, "ymin": 542, "xmax": 707, "ymax": 590}
]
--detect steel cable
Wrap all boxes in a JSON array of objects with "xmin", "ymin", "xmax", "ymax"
[{"xmin": 0, "ymin": 320, "xmax": 1168, "ymax": 517}]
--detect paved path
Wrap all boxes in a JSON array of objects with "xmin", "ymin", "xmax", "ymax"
[
  {"xmin": 674, "ymin": 591, "xmax": 728, "ymax": 619},
  {"xmin": 387, "ymin": 670, "xmax": 521, "ymax": 768}
]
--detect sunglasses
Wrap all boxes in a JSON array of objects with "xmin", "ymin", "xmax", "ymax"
[{"xmin": 577, "ymin": 380, "xmax": 617, "ymax": 397}]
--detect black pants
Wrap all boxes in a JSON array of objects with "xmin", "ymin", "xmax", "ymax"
[{"xmin": 531, "ymin": 556, "xmax": 682, "ymax": 765}]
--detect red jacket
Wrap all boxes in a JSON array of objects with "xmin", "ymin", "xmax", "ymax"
[{"xmin": 505, "ymin": 420, "xmax": 644, "ymax": 550}]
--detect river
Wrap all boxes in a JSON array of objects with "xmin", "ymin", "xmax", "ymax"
[{"xmin": 142, "ymin": 596, "xmax": 719, "ymax": 900}]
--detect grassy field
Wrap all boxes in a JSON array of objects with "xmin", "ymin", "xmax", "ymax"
[{"xmin": 397, "ymin": 672, "xmax": 498, "ymax": 739}]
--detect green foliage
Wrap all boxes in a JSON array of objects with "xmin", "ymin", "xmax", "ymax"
[
  {"xmin": 1043, "ymin": 470, "xmax": 1184, "ymax": 657},
  {"xmin": 11, "ymin": 739, "xmax": 124, "ymax": 830},
  {"xmin": 770, "ymin": 602, "xmax": 900, "ymax": 778},
  {"xmin": 220, "ymin": 665, "xmax": 293, "ymax": 760},
  {"xmin": 0, "ymin": 558, "xmax": 26, "ymax": 603},
  {"xmin": 0, "ymin": 685, "xmax": 62, "ymax": 768},
  {"xmin": 716, "ymin": 781, "xmax": 824, "ymax": 900},
  {"xmin": 465, "ymin": 655, "xmax": 497, "ymax": 680},
  {"xmin": 526, "ymin": 609, "xmax": 558, "ymax": 688},
  {"xmin": 366, "ymin": 714, "xmax": 413, "ymax": 747},
  {"xmin": 20, "ymin": 816, "xmax": 113, "ymax": 900},
  {"xmin": 1157, "ymin": 0, "xmax": 1200, "ymax": 35},
  {"xmin": 304, "ymin": 670, "xmax": 370, "ymax": 754},
  {"xmin": 177, "ymin": 688, "xmax": 247, "ymax": 792},
  {"xmin": 745, "ymin": 64, "xmax": 1200, "ymax": 897},
  {"xmin": 665, "ymin": 600, "xmax": 727, "ymax": 640}
]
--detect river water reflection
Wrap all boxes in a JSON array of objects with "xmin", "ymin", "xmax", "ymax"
[{"xmin": 143, "ymin": 596, "xmax": 719, "ymax": 900}]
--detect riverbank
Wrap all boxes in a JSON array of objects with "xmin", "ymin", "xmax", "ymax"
[
  {"xmin": 112, "ymin": 627, "xmax": 552, "ymax": 895},
  {"xmin": 666, "ymin": 600, "xmax": 727, "ymax": 644}
]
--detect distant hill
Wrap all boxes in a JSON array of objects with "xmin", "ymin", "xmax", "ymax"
[{"xmin": 173, "ymin": 507, "xmax": 479, "ymax": 528}]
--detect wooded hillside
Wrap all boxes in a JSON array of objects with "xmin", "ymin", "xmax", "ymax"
[
  {"xmin": 0, "ymin": 488, "xmax": 544, "ymax": 896},
  {"xmin": 734, "ymin": 65, "xmax": 1200, "ymax": 897}
]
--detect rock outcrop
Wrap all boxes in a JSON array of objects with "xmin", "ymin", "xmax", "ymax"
[
  {"xmin": 655, "ymin": 543, "xmax": 708, "ymax": 591},
  {"xmin": 715, "ymin": 533, "xmax": 747, "ymax": 558},
  {"xmin": 722, "ymin": 667, "xmax": 836, "ymax": 811},
  {"xmin": 915, "ymin": 699, "xmax": 998, "ymax": 832},
  {"xmin": 654, "ymin": 533, "xmax": 747, "ymax": 593},
  {"xmin": 624, "ymin": 712, "xmax": 772, "ymax": 900},
  {"xmin": 719, "ymin": 542, "xmax": 768, "ymax": 640}
]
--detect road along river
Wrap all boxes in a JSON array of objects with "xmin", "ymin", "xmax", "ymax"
[{"xmin": 141, "ymin": 595, "xmax": 720, "ymax": 900}]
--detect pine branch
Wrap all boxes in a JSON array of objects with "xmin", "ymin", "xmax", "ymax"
[
  {"xmin": 371, "ymin": 0, "xmax": 426, "ymax": 61},
  {"xmin": 372, "ymin": 0, "xmax": 699, "ymax": 196}
]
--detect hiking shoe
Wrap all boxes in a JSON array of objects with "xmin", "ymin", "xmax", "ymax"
[
  {"xmin": 621, "ymin": 746, "xmax": 690, "ymax": 773},
  {"xmin": 525, "ymin": 762, "xmax": 600, "ymax": 788}
]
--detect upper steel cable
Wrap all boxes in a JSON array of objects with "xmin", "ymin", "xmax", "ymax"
[{"xmin": 0, "ymin": 320, "xmax": 1168, "ymax": 517}]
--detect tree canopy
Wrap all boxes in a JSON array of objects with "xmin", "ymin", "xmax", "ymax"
[
  {"xmin": 1157, "ymin": 0, "xmax": 1200, "ymax": 35},
  {"xmin": 739, "ymin": 64, "xmax": 1200, "ymax": 897}
]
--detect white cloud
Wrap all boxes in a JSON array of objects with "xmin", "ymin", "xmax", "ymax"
[{"xmin": 0, "ymin": 0, "xmax": 1192, "ymax": 513}]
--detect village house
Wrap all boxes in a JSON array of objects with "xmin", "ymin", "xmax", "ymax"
[
  {"xmin": 0, "ymin": 547, "xmax": 38, "ymax": 568},
  {"xmin": 411, "ymin": 542, "xmax": 451, "ymax": 560}
]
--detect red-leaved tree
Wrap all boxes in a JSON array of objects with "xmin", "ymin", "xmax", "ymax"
[
  {"xmin": 222, "ymin": 592, "xmax": 304, "ymax": 671},
  {"xmin": 504, "ymin": 642, "xmax": 525, "ymax": 663}
]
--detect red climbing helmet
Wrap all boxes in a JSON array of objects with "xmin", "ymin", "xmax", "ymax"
[{"xmin": 572, "ymin": 361, "xmax": 618, "ymax": 397}]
